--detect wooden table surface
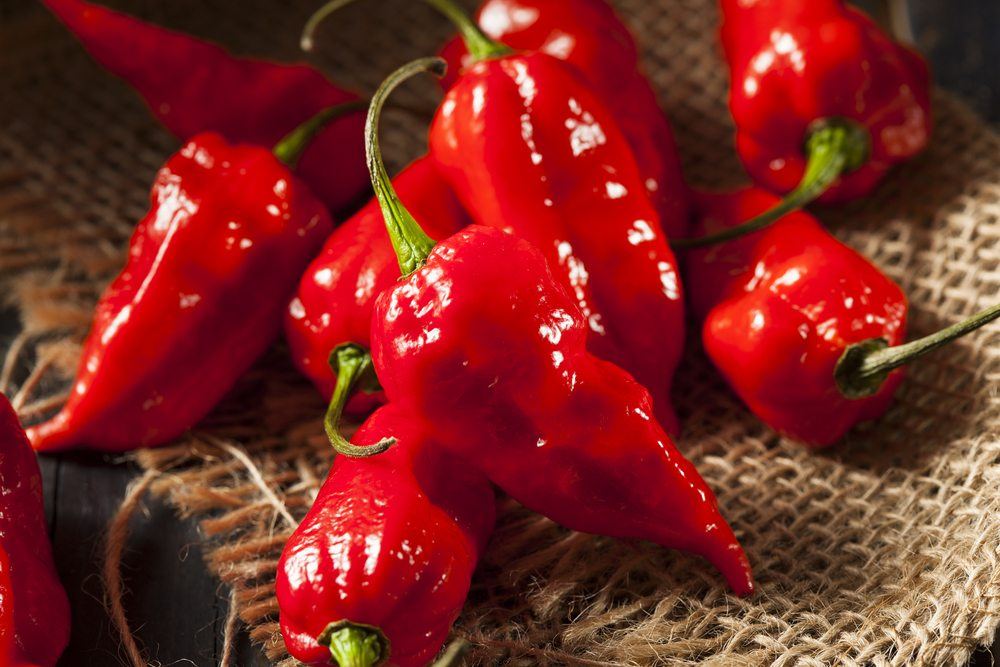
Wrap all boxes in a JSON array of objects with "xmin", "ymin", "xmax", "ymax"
[{"xmin": 1, "ymin": 1, "xmax": 996, "ymax": 665}]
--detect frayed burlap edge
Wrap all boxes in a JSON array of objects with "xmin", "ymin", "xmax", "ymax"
[{"xmin": 2, "ymin": 0, "xmax": 1000, "ymax": 665}]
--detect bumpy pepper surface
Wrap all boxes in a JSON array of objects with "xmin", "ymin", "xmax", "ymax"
[
  {"xmin": 353, "ymin": 57, "xmax": 751, "ymax": 596},
  {"xmin": 371, "ymin": 223, "xmax": 751, "ymax": 595},
  {"xmin": 43, "ymin": 0, "xmax": 367, "ymax": 215},
  {"xmin": 439, "ymin": 0, "xmax": 690, "ymax": 238},
  {"xmin": 28, "ymin": 133, "xmax": 332, "ymax": 452},
  {"xmin": 685, "ymin": 188, "xmax": 908, "ymax": 446},
  {"xmin": 688, "ymin": 188, "xmax": 1000, "ymax": 445},
  {"xmin": 277, "ymin": 405, "xmax": 495, "ymax": 667},
  {"xmin": 0, "ymin": 394, "xmax": 71, "ymax": 666},
  {"xmin": 285, "ymin": 156, "xmax": 468, "ymax": 406},
  {"xmin": 721, "ymin": 0, "xmax": 930, "ymax": 208},
  {"xmin": 427, "ymin": 13, "xmax": 686, "ymax": 434}
]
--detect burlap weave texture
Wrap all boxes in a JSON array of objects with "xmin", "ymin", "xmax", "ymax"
[{"xmin": 1, "ymin": 0, "xmax": 998, "ymax": 665}]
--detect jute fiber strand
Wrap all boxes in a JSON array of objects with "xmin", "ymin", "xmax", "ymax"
[{"xmin": 1, "ymin": 0, "xmax": 998, "ymax": 664}]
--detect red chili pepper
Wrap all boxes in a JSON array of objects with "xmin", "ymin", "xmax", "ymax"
[
  {"xmin": 285, "ymin": 156, "xmax": 468, "ymax": 407},
  {"xmin": 351, "ymin": 58, "xmax": 752, "ymax": 596},
  {"xmin": 686, "ymin": 188, "xmax": 1000, "ymax": 446},
  {"xmin": 437, "ymin": 0, "xmax": 691, "ymax": 239},
  {"xmin": 42, "ymin": 0, "xmax": 368, "ymax": 216},
  {"xmin": 278, "ymin": 395, "xmax": 494, "ymax": 667},
  {"xmin": 678, "ymin": 0, "xmax": 931, "ymax": 248},
  {"xmin": 0, "ymin": 394, "xmax": 71, "ymax": 666},
  {"xmin": 27, "ymin": 115, "xmax": 336, "ymax": 453},
  {"xmin": 299, "ymin": 0, "xmax": 685, "ymax": 432}
]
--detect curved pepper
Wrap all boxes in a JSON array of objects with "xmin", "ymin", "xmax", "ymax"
[
  {"xmin": 285, "ymin": 156, "xmax": 468, "ymax": 406},
  {"xmin": 373, "ymin": 222, "xmax": 751, "ymax": 594},
  {"xmin": 686, "ymin": 188, "xmax": 999, "ymax": 446},
  {"xmin": 438, "ymin": 0, "xmax": 690, "ymax": 238},
  {"xmin": 277, "ymin": 404, "xmax": 495, "ymax": 667},
  {"xmin": 388, "ymin": 3, "xmax": 685, "ymax": 433},
  {"xmin": 28, "ymin": 126, "xmax": 333, "ymax": 452},
  {"xmin": 679, "ymin": 0, "xmax": 932, "ymax": 247},
  {"xmin": 360, "ymin": 58, "xmax": 752, "ymax": 595},
  {"xmin": 0, "ymin": 394, "xmax": 71, "ymax": 666},
  {"xmin": 42, "ymin": 0, "xmax": 367, "ymax": 216}
]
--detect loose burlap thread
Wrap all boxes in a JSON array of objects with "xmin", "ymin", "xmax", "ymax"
[{"xmin": 1, "ymin": 0, "xmax": 999, "ymax": 665}]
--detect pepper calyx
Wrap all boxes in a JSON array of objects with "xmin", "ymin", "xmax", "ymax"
[
  {"xmin": 835, "ymin": 302, "xmax": 1000, "ymax": 400},
  {"xmin": 834, "ymin": 337, "xmax": 891, "ymax": 399},
  {"xmin": 317, "ymin": 620, "xmax": 390, "ymax": 667},
  {"xmin": 272, "ymin": 99, "xmax": 368, "ymax": 168},
  {"xmin": 804, "ymin": 117, "xmax": 870, "ymax": 175},
  {"xmin": 673, "ymin": 117, "xmax": 870, "ymax": 250}
]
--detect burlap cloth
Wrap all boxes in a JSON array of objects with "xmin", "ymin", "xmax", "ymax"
[{"xmin": 1, "ymin": 0, "xmax": 998, "ymax": 665}]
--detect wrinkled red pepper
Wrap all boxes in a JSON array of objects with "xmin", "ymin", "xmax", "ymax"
[
  {"xmin": 351, "ymin": 59, "xmax": 752, "ymax": 596},
  {"xmin": 0, "ymin": 393, "xmax": 71, "ymax": 666},
  {"xmin": 43, "ymin": 0, "xmax": 368, "ymax": 216},
  {"xmin": 278, "ymin": 400, "xmax": 494, "ymax": 667},
  {"xmin": 438, "ymin": 0, "xmax": 691, "ymax": 238},
  {"xmin": 28, "ymin": 121, "xmax": 334, "ymax": 452},
  {"xmin": 680, "ymin": 0, "xmax": 932, "ymax": 247},
  {"xmin": 686, "ymin": 188, "xmax": 1000, "ymax": 446},
  {"xmin": 370, "ymin": 219, "xmax": 750, "ymax": 591},
  {"xmin": 285, "ymin": 156, "xmax": 468, "ymax": 406},
  {"xmin": 332, "ymin": 1, "xmax": 684, "ymax": 433}
]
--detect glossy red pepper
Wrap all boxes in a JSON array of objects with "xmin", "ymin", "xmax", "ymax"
[
  {"xmin": 686, "ymin": 188, "xmax": 1000, "ymax": 446},
  {"xmin": 679, "ymin": 0, "xmax": 932, "ymax": 248},
  {"xmin": 353, "ymin": 59, "xmax": 752, "ymax": 596},
  {"xmin": 43, "ymin": 0, "xmax": 368, "ymax": 216},
  {"xmin": 0, "ymin": 394, "xmax": 71, "ymax": 666},
  {"xmin": 319, "ymin": 1, "xmax": 685, "ymax": 432},
  {"xmin": 438, "ymin": 0, "xmax": 690, "ymax": 238},
  {"xmin": 278, "ymin": 400, "xmax": 495, "ymax": 667},
  {"xmin": 27, "ymin": 122, "xmax": 334, "ymax": 452},
  {"xmin": 285, "ymin": 156, "xmax": 468, "ymax": 407}
]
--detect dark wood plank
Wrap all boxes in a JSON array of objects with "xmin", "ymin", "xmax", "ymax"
[
  {"xmin": 39, "ymin": 457, "xmax": 59, "ymax": 534},
  {"xmin": 49, "ymin": 455, "xmax": 222, "ymax": 666},
  {"xmin": 233, "ymin": 630, "xmax": 276, "ymax": 667}
]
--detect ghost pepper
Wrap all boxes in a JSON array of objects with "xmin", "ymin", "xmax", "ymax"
[
  {"xmin": 284, "ymin": 156, "xmax": 468, "ymax": 407},
  {"xmin": 350, "ymin": 57, "xmax": 753, "ymax": 595},
  {"xmin": 305, "ymin": 0, "xmax": 687, "ymax": 432},
  {"xmin": 0, "ymin": 393, "xmax": 71, "ymax": 666},
  {"xmin": 43, "ymin": 0, "xmax": 368, "ymax": 215},
  {"xmin": 686, "ymin": 188, "xmax": 999, "ymax": 446},
  {"xmin": 678, "ymin": 0, "xmax": 931, "ymax": 248},
  {"xmin": 437, "ymin": 0, "xmax": 691, "ymax": 238},
  {"xmin": 27, "ymin": 113, "xmax": 336, "ymax": 452},
  {"xmin": 277, "ymin": 401, "xmax": 495, "ymax": 667},
  {"xmin": 318, "ymin": 0, "xmax": 695, "ymax": 436},
  {"xmin": 432, "ymin": 49, "xmax": 686, "ymax": 432}
]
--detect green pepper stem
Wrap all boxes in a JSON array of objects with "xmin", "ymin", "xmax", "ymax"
[
  {"xmin": 673, "ymin": 119, "xmax": 870, "ymax": 249},
  {"xmin": 272, "ymin": 99, "xmax": 367, "ymax": 168},
  {"xmin": 317, "ymin": 620, "xmax": 390, "ymax": 667},
  {"xmin": 366, "ymin": 57, "xmax": 446, "ymax": 276},
  {"xmin": 432, "ymin": 639, "xmax": 471, "ymax": 667},
  {"xmin": 324, "ymin": 344, "xmax": 394, "ymax": 458},
  {"xmin": 301, "ymin": 0, "xmax": 510, "ymax": 61},
  {"xmin": 835, "ymin": 302, "xmax": 1000, "ymax": 399},
  {"xmin": 423, "ymin": 0, "xmax": 511, "ymax": 60}
]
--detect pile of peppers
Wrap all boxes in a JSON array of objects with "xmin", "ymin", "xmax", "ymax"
[{"xmin": 10, "ymin": 0, "xmax": 996, "ymax": 665}]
